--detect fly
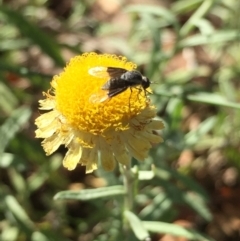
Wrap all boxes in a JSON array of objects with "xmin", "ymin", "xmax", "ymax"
[{"xmin": 88, "ymin": 66, "xmax": 150, "ymax": 103}]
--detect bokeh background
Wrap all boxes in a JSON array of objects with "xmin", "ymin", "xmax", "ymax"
[{"xmin": 1, "ymin": 0, "xmax": 240, "ymax": 240}]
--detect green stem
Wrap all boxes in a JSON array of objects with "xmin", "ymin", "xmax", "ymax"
[
  {"xmin": 121, "ymin": 161, "xmax": 138, "ymax": 239},
  {"xmin": 122, "ymin": 162, "xmax": 134, "ymax": 211}
]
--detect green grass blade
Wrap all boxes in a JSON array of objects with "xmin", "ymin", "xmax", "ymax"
[
  {"xmin": 0, "ymin": 106, "xmax": 32, "ymax": 154},
  {"xmin": 0, "ymin": 82, "xmax": 19, "ymax": 114},
  {"xmin": 172, "ymin": 0, "xmax": 203, "ymax": 14},
  {"xmin": 155, "ymin": 167, "xmax": 209, "ymax": 200},
  {"xmin": 124, "ymin": 210, "xmax": 150, "ymax": 241},
  {"xmin": 54, "ymin": 185, "xmax": 126, "ymax": 200},
  {"xmin": 143, "ymin": 221, "xmax": 215, "ymax": 241},
  {"xmin": 185, "ymin": 116, "xmax": 217, "ymax": 146},
  {"xmin": 186, "ymin": 92, "xmax": 240, "ymax": 109},
  {"xmin": 179, "ymin": 30, "xmax": 240, "ymax": 47},
  {"xmin": 125, "ymin": 4, "xmax": 179, "ymax": 30},
  {"xmin": 156, "ymin": 90, "xmax": 240, "ymax": 110},
  {"xmin": 183, "ymin": 192, "xmax": 212, "ymax": 221},
  {"xmin": 180, "ymin": 0, "xmax": 217, "ymax": 36},
  {"xmin": 4, "ymin": 195, "xmax": 35, "ymax": 232}
]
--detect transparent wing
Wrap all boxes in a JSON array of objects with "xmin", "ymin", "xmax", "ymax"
[
  {"xmin": 89, "ymin": 89, "xmax": 110, "ymax": 103},
  {"xmin": 88, "ymin": 66, "xmax": 127, "ymax": 78}
]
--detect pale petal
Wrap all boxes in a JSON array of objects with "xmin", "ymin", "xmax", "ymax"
[
  {"xmin": 85, "ymin": 147, "xmax": 98, "ymax": 173},
  {"xmin": 122, "ymin": 131, "xmax": 148, "ymax": 161},
  {"xmin": 137, "ymin": 107, "xmax": 156, "ymax": 120},
  {"xmin": 79, "ymin": 147, "xmax": 91, "ymax": 165},
  {"xmin": 128, "ymin": 130, "xmax": 151, "ymax": 151},
  {"xmin": 138, "ymin": 130, "xmax": 163, "ymax": 144},
  {"xmin": 115, "ymin": 152, "xmax": 130, "ymax": 166},
  {"xmin": 111, "ymin": 136, "xmax": 130, "ymax": 165},
  {"xmin": 86, "ymin": 162, "xmax": 98, "ymax": 173},
  {"xmin": 99, "ymin": 138, "xmax": 116, "ymax": 171},
  {"xmin": 35, "ymin": 111, "xmax": 59, "ymax": 129},
  {"xmin": 63, "ymin": 141, "xmax": 82, "ymax": 170},
  {"xmin": 136, "ymin": 136, "xmax": 151, "ymax": 151},
  {"xmin": 125, "ymin": 142, "xmax": 147, "ymax": 161},
  {"xmin": 42, "ymin": 132, "xmax": 66, "ymax": 155},
  {"xmin": 39, "ymin": 98, "xmax": 55, "ymax": 110},
  {"xmin": 35, "ymin": 119, "xmax": 58, "ymax": 138},
  {"xmin": 64, "ymin": 132, "xmax": 74, "ymax": 146},
  {"xmin": 146, "ymin": 119, "xmax": 164, "ymax": 130}
]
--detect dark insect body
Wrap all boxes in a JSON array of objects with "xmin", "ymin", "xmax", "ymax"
[{"xmin": 89, "ymin": 66, "xmax": 150, "ymax": 103}]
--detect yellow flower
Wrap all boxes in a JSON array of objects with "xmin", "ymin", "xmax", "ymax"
[{"xmin": 35, "ymin": 52, "xmax": 164, "ymax": 173}]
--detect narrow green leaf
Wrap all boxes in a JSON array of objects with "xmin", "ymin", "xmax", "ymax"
[
  {"xmin": 0, "ymin": 7, "xmax": 65, "ymax": 66},
  {"xmin": 154, "ymin": 167, "xmax": 172, "ymax": 181},
  {"xmin": 4, "ymin": 195, "xmax": 35, "ymax": 231},
  {"xmin": 8, "ymin": 167, "xmax": 27, "ymax": 194},
  {"xmin": 194, "ymin": 19, "xmax": 214, "ymax": 35},
  {"xmin": 124, "ymin": 210, "xmax": 150, "ymax": 241},
  {"xmin": 155, "ymin": 88, "xmax": 240, "ymax": 109},
  {"xmin": 0, "ymin": 82, "xmax": 19, "ymax": 114},
  {"xmin": 186, "ymin": 92, "xmax": 240, "ymax": 109},
  {"xmin": 185, "ymin": 116, "xmax": 217, "ymax": 146},
  {"xmin": 143, "ymin": 221, "xmax": 214, "ymax": 241},
  {"xmin": 139, "ymin": 193, "xmax": 173, "ymax": 219},
  {"xmin": 180, "ymin": 0, "xmax": 216, "ymax": 36},
  {"xmin": 169, "ymin": 168, "xmax": 209, "ymax": 200},
  {"xmin": 125, "ymin": 4, "xmax": 179, "ymax": 30},
  {"xmin": 172, "ymin": 0, "xmax": 203, "ymax": 14},
  {"xmin": 183, "ymin": 192, "xmax": 212, "ymax": 221},
  {"xmin": 179, "ymin": 30, "xmax": 240, "ymax": 47},
  {"xmin": 54, "ymin": 185, "xmax": 126, "ymax": 200},
  {"xmin": 155, "ymin": 166, "xmax": 210, "ymax": 201},
  {"xmin": 0, "ymin": 106, "xmax": 32, "ymax": 154}
]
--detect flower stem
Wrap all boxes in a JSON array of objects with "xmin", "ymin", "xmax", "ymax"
[
  {"xmin": 122, "ymin": 162, "xmax": 134, "ymax": 211},
  {"xmin": 121, "ymin": 161, "xmax": 138, "ymax": 239}
]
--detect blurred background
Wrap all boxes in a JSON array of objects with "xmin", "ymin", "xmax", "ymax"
[{"xmin": 0, "ymin": 0, "xmax": 240, "ymax": 240}]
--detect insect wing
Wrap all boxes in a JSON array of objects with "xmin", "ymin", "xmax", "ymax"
[
  {"xmin": 89, "ymin": 89, "xmax": 109, "ymax": 103},
  {"xmin": 88, "ymin": 66, "xmax": 127, "ymax": 79},
  {"xmin": 107, "ymin": 86, "xmax": 128, "ymax": 98},
  {"xmin": 88, "ymin": 66, "xmax": 110, "ymax": 78},
  {"xmin": 105, "ymin": 67, "xmax": 127, "ymax": 78}
]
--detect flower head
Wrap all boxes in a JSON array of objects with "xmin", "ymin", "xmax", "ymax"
[{"xmin": 35, "ymin": 52, "xmax": 164, "ymax": 173}]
